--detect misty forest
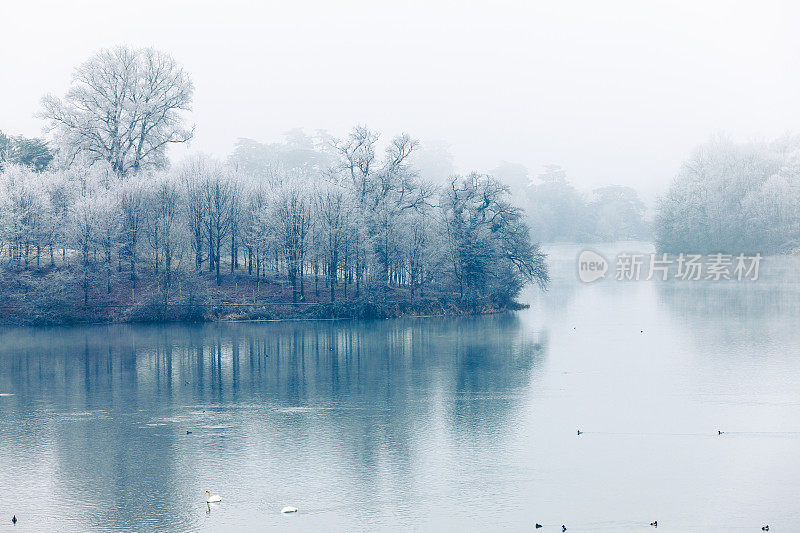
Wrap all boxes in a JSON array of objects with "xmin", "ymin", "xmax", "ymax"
[
  {"xmin": 0, "ymin": 46, "xmax": 552, "ymax": 324},
  {"xmin": 1, "ymin": 46, "xmax": 798, "ymax": 325}
]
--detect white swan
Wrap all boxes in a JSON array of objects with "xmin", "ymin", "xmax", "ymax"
[
  {"xmin": 281, "ymin": 506, "xmax": 298, "ymax": 514},
  {"xmin": 205, "ymin": 490, "xmax": 222, "ymax": 503}
]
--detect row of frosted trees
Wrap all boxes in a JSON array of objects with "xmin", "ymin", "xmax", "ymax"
[
  {"xmin": 0, "ymin": 127, "xmax": 548, "ymax": 308},
  {"xmin": 655, "ymin": 135, "xmax": 800, "ymax": 254}
]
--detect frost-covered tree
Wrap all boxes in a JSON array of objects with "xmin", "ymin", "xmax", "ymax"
[
  {"xmin": 655, "ymin": 136, "xmax": 800, "ymax": 254},
  {"xmin": 40, "ymin": 46, "xmax": 194, "ymax": 176},
  {"xmin": 0, "ymin": 131, "xmax": 53, "ymax": 172},
  {"xmin": 93, "ymin": 186, "xmax": 121, "ymax": 293},
  {"xmin": 0, "ymin": 122, "xmax": 551, "ymax": 317},
  {"xmin": 442, "ymin": 173, "xmax": 549, "ymax": 302},
  {"xmin": 201, "ymin": 159, "xmax": 235, "ymax": 285},
  {"xmin": 71, "ymin": 178, "xmax": 104, "ymax": 304},
  {"xmin": 313, "ymin": 181, "xmax": 353, "ymax": 302},
  {"xmin": 120, "ymin": 177, "xmax": 147, "ymax": 288},
  {"xmin": 274, "ymin": 176, "xmax": 313, "ymax": 302},
  {"xmin": 143, "ymin": 173, "xmax": 184, "ymax": 304},
  {"xmin": 331, "ymin": 126, "xmax": 432, "ymax": 294},
  {"xmin": 0, "ymin": 165, "xmax": 53, "ymax": 267},
  {"xmin": 238, "ymin": 173, "xmax": 271, "ymax": 285}
]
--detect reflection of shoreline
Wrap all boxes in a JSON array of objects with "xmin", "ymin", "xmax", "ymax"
[{"xmin": 0, "ymin": 316, "xmax": 548, "ymax": 532}]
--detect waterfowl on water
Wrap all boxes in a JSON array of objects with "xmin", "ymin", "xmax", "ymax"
[
  {"xmin": 535, "ymin": 524, "xmax": 542, "ymax": 529},
  {"xmin": 577, "ymin": 430, "xmax": 582, "ymax": 435},
  {"xmin": 205, "ymin": 491, "xmax": 222, "ymax": 503},
  {"xmin": 281, "ymin": 506, "xmax": 298, "ymax": 514},
  {"xmin": 650, "ymin": 521, "xmax": 657, "ymax": 527},
  {"xmin": 12, "ymin": 515, "xmax": 17, "ymax": 525},
  {"xmin": 762, "ymin": 526, "xmax": 769, "ymax": 531},
  {"xmin": 562, "ymin": 526, "xmax": 567, "ymax": 532}
]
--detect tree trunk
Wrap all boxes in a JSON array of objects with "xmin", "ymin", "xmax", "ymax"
[
  {"xmin": 314, "ymin": 262, "xmax": 319, "ymax": 297},
  {"xmin": 215, "ymin": 242, "xmax": 222, "ymax": 286},
  {"xmin": 299, "ymin": 259, "xmax": 305, "ymax": 301},
  {"xmin": 131, "ymin": 253, "xmax": 137, "ymax": 289},
  {"xmin": 230, "ymin": 231, "xmax": 235, "ymax": 273},
  {"xmin": 208, "ymin": 227, "xmax": 214, "ymax": 272}
]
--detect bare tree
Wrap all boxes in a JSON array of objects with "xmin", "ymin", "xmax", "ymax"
[
  {"xmin": 0, "ymin": 122, "xmax": 552, "ymax": 319},
  {"xmin": 94, "ymin": 186, "xmax": 121, "ymax": 294},
  {"xmin": 275, "ymin": 178, "xmax": 312, "ymax": 302},
  {"xmin": 314, "ymin": 182, "xmax": 351, "ymax": 302},
  {"xmin": 71, "ymin": 179, "xmax": 105, "ymax": 305},
  {"xmin": 441, "ymin": 173, "xmax": 549, "ymax": 300},
  {"xmin": 120, "ymin": 178, "xmax": 146, "ymax": 288},
  {"xmin": 39, "ymin": 46, "xmax": 194, "ymax": 176},
  {"xmin": 144, "ymin": 173, "xmax": 183, "ymax": 307},
  {"xmin": 332, "ymin": 127, "xmax": 428, "ymax": 293},
  {"xmin": 202, "ymin": 160, "xmax": 234, "ymax": 286},
  {"xmin": 176, "ymin": 156, "xmax": 208, "ymax": 270}
]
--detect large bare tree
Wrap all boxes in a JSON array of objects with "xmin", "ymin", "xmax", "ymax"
[{"xmin": 40, "ymin": 46, "xmax": 194, "ymax": 176}]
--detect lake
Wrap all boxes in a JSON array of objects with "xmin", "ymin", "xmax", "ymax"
[{"xmin": 1, "ymin": 243, "xmax": 799, "ymax": 532}]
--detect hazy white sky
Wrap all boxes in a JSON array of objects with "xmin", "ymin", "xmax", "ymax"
[{"xmin": 2, "ymin": 0, "xmax": 799, "ymax": 196}]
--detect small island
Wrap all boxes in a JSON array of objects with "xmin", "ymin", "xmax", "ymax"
[{"xmin": 0, "ymin": 47, "xmax": 548, "ymax": 326}]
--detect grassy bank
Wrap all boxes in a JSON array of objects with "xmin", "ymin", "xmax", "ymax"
[{"xmin": 0, "ymin": 265, "xmax": 526, "ymax": 326}]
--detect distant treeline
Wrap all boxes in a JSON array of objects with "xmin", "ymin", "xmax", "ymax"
[
  {"xmin": 655, "ymin": 136, "xmax": 800, "ymax": 254},
  {"xmin": 522, "ymin": 165, "xmax": 650, "ymax": 243},
  {"xmin": 0, "ymin": 46, "xmax": 548, "ymax": 324}
]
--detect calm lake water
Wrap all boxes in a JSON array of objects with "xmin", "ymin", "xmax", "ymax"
[{"xmin": 1, "ymin": 243, "xmax": 800, "ymax": 532}]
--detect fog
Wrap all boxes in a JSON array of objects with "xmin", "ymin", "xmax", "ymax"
[{"xmin": 2, "ymin": 0, "xmax": 800, "ymax": 197}]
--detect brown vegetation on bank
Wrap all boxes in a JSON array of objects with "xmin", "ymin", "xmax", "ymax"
[{"xmin": 0, "ymin": 265, "xmax": 526, "ymax": 326}]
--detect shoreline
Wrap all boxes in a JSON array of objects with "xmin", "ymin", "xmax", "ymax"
[
  {"xmin": 218, "ymin": 307, "xmax": 515, "ymax": 324},
  {"xmin": 0, "ymin": 293, "xmax": 528, "ymax": 327}
]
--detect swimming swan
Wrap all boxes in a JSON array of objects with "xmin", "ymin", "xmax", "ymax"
[
  {"xmin": 205, "ymin": 491, "xmax": 222, "ymax": 503},
  {"xmin": 281, "ymin": 506, "xmax": 298, "ymax": 514}
]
